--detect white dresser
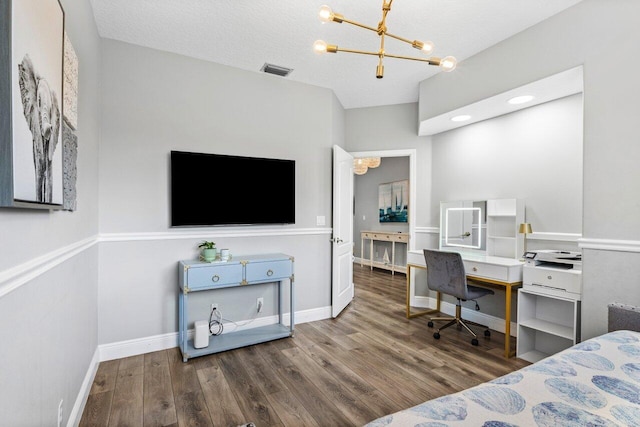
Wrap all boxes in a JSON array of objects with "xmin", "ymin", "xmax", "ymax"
[{"xmin": 517, "ymin": 263, "xmax": 582, "ymax": 363}]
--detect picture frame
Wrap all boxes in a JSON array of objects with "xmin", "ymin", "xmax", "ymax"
[
  {"xmin": 378, "ymin": 179, "xmax": 409, "ymax": 223},
  {"xmin": 0, "ymin": 0, "xmax": 65, "ymax": 209}
]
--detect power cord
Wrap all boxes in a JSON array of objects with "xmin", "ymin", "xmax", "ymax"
[
  {"xmin": 208, "ymin": 305, "xmax": 261, "ymax": 335},
  {"xmin": 209, "ymin": 306, "xmax": 223, "ymax": 336}
]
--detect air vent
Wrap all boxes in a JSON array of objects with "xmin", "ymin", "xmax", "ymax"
[{"xmin": 260, "ymin": 63, "xmax": 293, "ymax": 77}]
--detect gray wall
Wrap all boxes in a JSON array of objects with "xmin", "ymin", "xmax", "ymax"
[
  {"xmin": 97, "ymin": 39, "xmax": 342, "ymax": 345},
  {"xmin": 419, "ymin": 0, "xmax": 640, "ymax": 338},
  {"xmin": 0, "ymin": 0, "xmax": 102, "ymax": 425}
]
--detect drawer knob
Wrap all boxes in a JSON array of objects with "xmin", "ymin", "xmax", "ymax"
[
  {"xmin": 473, "ymin": 267, "xmax": 478, "ymax": 272},
  {"xmin": 267, "ymin": 269, "xmax": 274, "ymax": 277},
  {"xmin": 211, "ymin": 275, "xmax": 220, "ymax": 282},
  {"xmin": 548, "ymin": 275, "xmax": 552, "ymax": 280}
]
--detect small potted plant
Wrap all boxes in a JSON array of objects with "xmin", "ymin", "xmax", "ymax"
[{"xmin": 198, "ymin": 240, "xmax": 217, "ymax": 262}]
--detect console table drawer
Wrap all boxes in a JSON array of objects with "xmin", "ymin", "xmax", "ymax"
[
  {"xmin": 187, "ymin": 264, "xmax": 243, "ymax": 290},
  {"xmin": 362, "ymin": 231, "xmax": 408, "ymax": 243},
  {"xmin": 465, "ymin": 261, "xmax": 508, "ymax": 282},
  {"xmin": 246, "ymin": 259, "xmax": 292, "ymax": 283}
]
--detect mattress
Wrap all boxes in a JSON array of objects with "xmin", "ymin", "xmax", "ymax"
[{"xmin": 365, "ymin": 330, "xmax": 640, "ymax": 426}]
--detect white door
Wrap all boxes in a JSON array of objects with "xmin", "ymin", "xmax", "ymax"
[{"xmin": 331, "ymin": 145, "xmax": 354, "ymax": 317}]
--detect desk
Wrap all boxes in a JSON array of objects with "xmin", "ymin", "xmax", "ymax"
[
  {"xmin": 406, "ymin": 250, "xmax": 523, "ymax": 358},
  {"xmin": 360, "ymin": 231, "xmax": 409, "ymax": 275}
]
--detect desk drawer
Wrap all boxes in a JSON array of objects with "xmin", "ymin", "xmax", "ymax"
[
  {"xmin": 187, "ymin": 264, "xmax": 244, "ymax": 290},
  {"xmin": 464, "ymin": 261, "xmax": 508, "ymax": 282},
  {"xmin": 246, "ymin": 259, "xmax": 292, "ymax": 283}
]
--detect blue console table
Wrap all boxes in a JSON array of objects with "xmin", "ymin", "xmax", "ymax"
[{"xmin": 178, "ymin": 253, "xmax": 294, "ymax": 362}]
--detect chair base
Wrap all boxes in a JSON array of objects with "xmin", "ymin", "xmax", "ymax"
[{"xmin": 427, "ymin": 302, "xmax": 491, "ymax": 346}]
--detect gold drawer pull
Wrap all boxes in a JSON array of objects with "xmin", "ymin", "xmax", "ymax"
[
  {"xmin": 211, "ymin": 275, "xmax": 220, "ymax": 282},
  {"xmin": 267, "ymin": 269, "xmax": 274, "ymax": 277}
]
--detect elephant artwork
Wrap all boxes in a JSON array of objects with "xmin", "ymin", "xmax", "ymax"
[{"xmin": 17, "ymin": 54, "xmax": 61, "ymax": 204}]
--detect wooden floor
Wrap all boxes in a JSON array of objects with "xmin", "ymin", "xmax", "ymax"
[{"xmin": 80, "ymin": 264, "xmax": 530, "ymax": 427}]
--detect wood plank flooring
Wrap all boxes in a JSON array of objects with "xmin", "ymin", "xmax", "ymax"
[{"xmin": 80, "ymin": 264, "xmax": 530, "ymax": 426}]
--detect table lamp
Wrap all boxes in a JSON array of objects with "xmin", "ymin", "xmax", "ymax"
[{"xmin": 519, "ymin": 222, "xmax": 533, "ymax": 260}]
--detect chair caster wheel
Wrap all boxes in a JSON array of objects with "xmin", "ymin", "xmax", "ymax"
[
  {"xmin": 471, "ymin": 338, "xmax": 479, "ymax": 346},
  {"xmin": 428, "ymin": 321, "xmax": 434, "ymax": 328},
  {"xmin": 484, "ymin": 330, "xmax": 491, "ymax": 337},
  {"xmin": 433, "ymin": 332, "xmax": 440, "ymax": 339}
]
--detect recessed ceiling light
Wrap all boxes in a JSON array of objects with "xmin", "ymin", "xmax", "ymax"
[
  {"xmin": 451, "ymin": 115, "xmax": 471, "ymax": 122},
  {"xmin": 508, "ymin": 95, "xmax": 534, "ymax": 105}
]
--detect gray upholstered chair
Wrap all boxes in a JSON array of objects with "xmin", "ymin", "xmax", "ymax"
[{"xmin": 423, "ymin": 249, "xmax": 495, "ymax": 346}]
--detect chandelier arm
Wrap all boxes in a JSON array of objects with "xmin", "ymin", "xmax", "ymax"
[
  {"xmin": 335, "ymin": 47, "xmax": 383, "ymax": 57},
  {"xmin": 384, "ymin": 52, "xmax": 441, "ymax": 65},
  {"xmin": 340, "ymin": 17, "xmax": 380, "ymax": 34},
  {"xmin": 384, "ymin": 32, "xmax": 415, "ymax": 46}
]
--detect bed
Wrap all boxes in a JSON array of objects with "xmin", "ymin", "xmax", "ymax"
[{"xmin": 365, "ymin": 303, "xmax": 640, "ymax": 427}]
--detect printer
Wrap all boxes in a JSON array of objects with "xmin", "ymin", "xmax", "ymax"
[
  {"xmin": 523, "ymin": 249, "xmax": 582, "ymax": 271},
  {"xmin": 522, "ymin": 250, "xmax": 582, "ymax": 299}
]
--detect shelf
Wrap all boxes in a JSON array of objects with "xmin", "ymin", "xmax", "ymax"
[
  {"xmin": 184, "ymin": 324, "xmax": 292, "ymax": 359},
  {"xmin": 519, "ymin": 318, "xmax": 574, "ymax": 340},
  {"xmin": 518, "ymin": 349, "xmax": 550, "ymax": 364}
]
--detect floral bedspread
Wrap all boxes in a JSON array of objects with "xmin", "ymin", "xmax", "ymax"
[{"xmin": 365, "ymin": 330, "xmax": 640, "ymax": 426}]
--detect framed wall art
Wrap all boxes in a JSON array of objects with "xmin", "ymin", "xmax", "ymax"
[
  {"xmin": 378, "ymin": 179, "xmax": 409, "ymax": 223},
  {"xmin": 0, "ymin": 0, "xmax": 65, "ymax": 209}
]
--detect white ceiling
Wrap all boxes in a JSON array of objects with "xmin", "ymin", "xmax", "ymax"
[{"xmin": 89, "ymin": 0, "xmax": 583, "ymax": 110}]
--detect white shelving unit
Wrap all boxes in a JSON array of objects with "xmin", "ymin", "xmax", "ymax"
[
  {"xmin": 486, "ymin": 198, "xmax": 525, "ymax": 259},
  {"xmin": 517, "ymin": 267, "xmax": 582, "ymax": 363}
]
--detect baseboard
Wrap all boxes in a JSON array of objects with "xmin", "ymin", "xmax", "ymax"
[{"xmin": 68, "ymin": 347, "xmax": 100, "ymax": 427}]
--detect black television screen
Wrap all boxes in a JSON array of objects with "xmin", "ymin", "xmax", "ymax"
[{"xmin": 170, "ymin": 151, "xmax": 295, "ymax": 227}]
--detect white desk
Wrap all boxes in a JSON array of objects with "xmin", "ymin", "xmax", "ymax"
[{"xmin": 406, "ymin": 249, "xmax": 524, "ymax": 358}]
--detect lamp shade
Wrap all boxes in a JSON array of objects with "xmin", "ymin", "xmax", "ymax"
[{"xmin": 519, "ymin": 223, "xmax": 532, "ymax": 234}]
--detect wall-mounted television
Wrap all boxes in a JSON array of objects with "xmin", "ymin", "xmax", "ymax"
[{"xmin": 170, "ymin": 151, "xmax": 295, "ymax": 227}]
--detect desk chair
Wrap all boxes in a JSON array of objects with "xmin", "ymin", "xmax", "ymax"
[{"xmin": 423, "ymin": 249, "xmax": 495, "ymax": 346}]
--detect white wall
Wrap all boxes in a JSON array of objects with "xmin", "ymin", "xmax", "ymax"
[
  {"xmin": 419, "ymin": 0, "xmax": 640, "ymax": 338},
  {"xmin": 432, "ymin": 94, "xmax": 583, "ymax": 234},
  {"xmin": 0, "ymin": 0, "xmax": 102, "ymax": 425},
  {"xmin": 97, "ymin": 39, "xmax": 342, "ymax": 345}
]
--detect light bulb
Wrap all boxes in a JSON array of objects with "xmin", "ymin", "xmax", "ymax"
[
  {"xmin": 420, "ymin": 41, "xmax": 434, "ymax": 54},
  {"xmin": 440, "ymin": 56, "xmax": 457, "ymax": 72},
  {"xmin": 319, "ymin": 5, "xmax": 333, "ymax": 22},
  {"xmin": 313, "ymin": 40, "xmax": 328, "ymax": 54}
]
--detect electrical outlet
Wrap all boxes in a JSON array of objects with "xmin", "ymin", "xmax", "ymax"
[
  {"xmin": 257, "ymin": 297, "xmax": 264, "ymax": 313},
  {"xmin": 211, "ymin": 303, "xmax": 218, "ymax": 312},
  {"xmin": 57, "ymin": 399, "xmax": 63, "ymax": 427}
]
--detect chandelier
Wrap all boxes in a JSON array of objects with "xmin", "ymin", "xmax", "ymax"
[
  {"xmin": 313, "ymin": 0, "xmax": 457, "ymax": 79},
  {"xmin": 354, "ymin": 157, "xmax": 381, "ymax": 175}
]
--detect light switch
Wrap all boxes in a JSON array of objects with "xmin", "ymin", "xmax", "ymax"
[
  {"xmin": 363, "ymin": 215, "xmax": 366, "ymax": 221},
  {"xmin": 316, "ymin": 216, "xmax": 325, "ymax": 226}
]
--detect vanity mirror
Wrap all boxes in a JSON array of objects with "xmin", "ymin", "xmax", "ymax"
[
  {"xmin": 439, "ymin": 198, "xmax": 524, "ymax": 259},
  {"xmin": 440, "ymin": 201, "xmax": 486, "ymax": 252}
]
